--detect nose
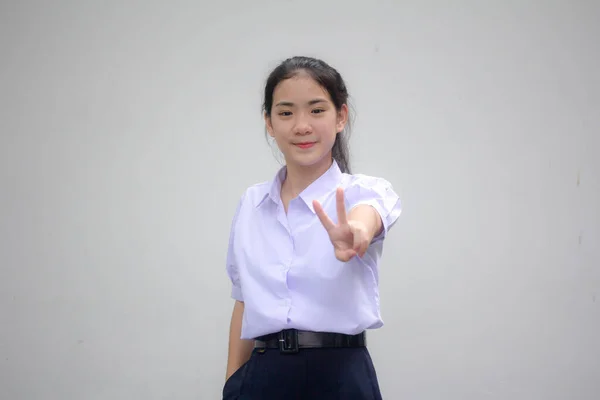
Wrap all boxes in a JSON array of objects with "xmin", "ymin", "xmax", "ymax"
[{"xmin": 293, "ymin": 115, "xmax": 312, "ymax": 135}]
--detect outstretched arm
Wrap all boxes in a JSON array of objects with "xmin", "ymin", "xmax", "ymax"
[
  {"xmin": 348, "ymin": 203, "xmax": 383, "ymax": 244},
  {"xmin": 313, "ymin": 188, "xmax": 383, "ymax": 261}
]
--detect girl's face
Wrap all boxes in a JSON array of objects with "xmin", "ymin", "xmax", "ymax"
[{"xmin": 266, "ymin": 73, "xmax": 348, "ymax": 171}]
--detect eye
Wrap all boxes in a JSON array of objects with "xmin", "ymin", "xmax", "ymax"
[
  {"xmin": 312, "ymin": 109, "xmax": 325, "ymax": 114},
  {"xmin": 278, "ymin": 111, "xmax": 292, "ymax": 117}
]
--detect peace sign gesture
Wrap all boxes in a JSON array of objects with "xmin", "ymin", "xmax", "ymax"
[{"xmin": 313, "ymin": 187, "xmax": 370, "ymax": 262}]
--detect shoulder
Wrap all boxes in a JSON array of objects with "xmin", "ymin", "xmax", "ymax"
[
  {"xmin": 341, "ymin": 173, "xmax": 395, "ymax": 191},
  {"xmin": 228, "ymin": 181, "xmax": 270, "ymax": 234},
  {"xmin": 236, "ymin": 180, "xmax": 270, "ymax": 208},
  {"xmin": 229, "ymin": 180, "xmax": 272, "ymax": 222},
  {"xmin": 340, "ymin": 172, "xmax": 402, "ymax": 232}
]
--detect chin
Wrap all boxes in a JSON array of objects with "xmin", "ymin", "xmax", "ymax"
[{"xmin": 287, "ymin": 152, "xmax": 331, "ymax": 169}]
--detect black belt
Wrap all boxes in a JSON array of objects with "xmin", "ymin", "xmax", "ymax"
[{"xmin": 254, "ymin": 329, "xmax": 366, "ymax": 354}]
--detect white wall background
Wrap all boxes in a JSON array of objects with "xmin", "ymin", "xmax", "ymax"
[{"xmin": 1, "ymin": 1, "xmax": 599, "ymax": 399}]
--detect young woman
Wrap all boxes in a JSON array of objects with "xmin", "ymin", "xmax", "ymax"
[{"xmin": 223, "ymin": 56, "xmax": 401, "ymax": 399}]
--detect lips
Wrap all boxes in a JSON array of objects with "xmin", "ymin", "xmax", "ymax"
[{"xmin": 294, "ymin": 142, "xmax": 316, "ymax": 149}]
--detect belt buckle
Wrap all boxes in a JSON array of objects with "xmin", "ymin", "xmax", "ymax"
[{"xmin": 278, "ymin": 329, "xmax": 299, "ymax": 354}]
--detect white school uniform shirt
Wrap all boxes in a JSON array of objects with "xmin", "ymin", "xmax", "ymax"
[{"xmin": 226, "ymin": 160, "xmax": 402, "ymax": 340}]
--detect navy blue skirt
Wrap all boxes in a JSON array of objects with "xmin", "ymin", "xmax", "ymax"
[{"xmin": 222, "ymin": 346, "xmax": 383, "ymax": 399}]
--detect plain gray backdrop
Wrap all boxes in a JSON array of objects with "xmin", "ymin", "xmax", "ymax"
[{"xmin": 1, "ymin": 1, "xmax": 599, "ymax": 399}]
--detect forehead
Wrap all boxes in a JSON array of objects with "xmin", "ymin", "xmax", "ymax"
[{"xmin": 273, "ymin": 73, "xmax": 331, "ymax": 103}]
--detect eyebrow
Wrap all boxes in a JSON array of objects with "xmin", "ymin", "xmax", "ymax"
[{"xmin": 274, "ymin": 98, "xmax": 328, "ymax": 107}]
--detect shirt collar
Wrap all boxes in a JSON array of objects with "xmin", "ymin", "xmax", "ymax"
[{"xmin": 256, "ymin": 160, "xmax": 343, "ymax": 213}]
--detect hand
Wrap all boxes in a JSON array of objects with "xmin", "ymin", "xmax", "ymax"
[{"xmin": 313, "ymin": 187, "xmax": 370, "ymax": 262}]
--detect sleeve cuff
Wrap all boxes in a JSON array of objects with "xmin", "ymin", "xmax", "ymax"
[{"xmin": 231, "ymin": 285, "xmax": 243, "ymax": 302}]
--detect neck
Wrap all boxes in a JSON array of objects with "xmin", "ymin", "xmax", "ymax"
[{"xmin": 282, "ymin": 156, "xmax": 333, "ymax": 198}]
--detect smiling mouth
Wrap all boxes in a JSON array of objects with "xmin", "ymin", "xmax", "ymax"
[{"xmin": 294, "ymin": 142, "xmax": 316, "ymax": 149}]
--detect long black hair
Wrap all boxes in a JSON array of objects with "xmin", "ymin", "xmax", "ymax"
[{"xmin": 262, "ymin": 56, "xmax": 352, "ymax": 173}]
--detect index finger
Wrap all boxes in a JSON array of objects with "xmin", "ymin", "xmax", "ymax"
[
  {"xmin": 313, "ymin": 199, "xmax": 336, "ymax": 231},
  {"xmin": 336, "ymin": 187, "xmax": 348, "ymax": 225}
]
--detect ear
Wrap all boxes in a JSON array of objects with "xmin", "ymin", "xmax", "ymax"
[
  {"xmin": 264, "ymin": 112, "xmax": 275, "ymax": 137},
  {"xmin": 336, "ymin": 104, "xmax": 349, "ymax": 133}
]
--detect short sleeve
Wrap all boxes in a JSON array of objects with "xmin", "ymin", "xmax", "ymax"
[
  {"xmin": 225, "ymin": 193, "xmax": 245, "ymax": 302},
  {"xmin": 346, "ymin": 175, "xmax": 402, "ymax": 242}
]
